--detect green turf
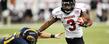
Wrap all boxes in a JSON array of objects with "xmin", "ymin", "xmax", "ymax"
[{"xmin": 0, "ymin": 22, "xmax": 109, "ymax": 44}]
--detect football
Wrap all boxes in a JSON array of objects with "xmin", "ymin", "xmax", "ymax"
[
  {"xmin": 77, "ymin": 17, "xmax": 93, "ymax": 27},
  {"xmin": 77, "ymin": 17, "xmax": 87, "ymax": 27}
]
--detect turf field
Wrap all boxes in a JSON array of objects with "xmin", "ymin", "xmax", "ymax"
[{"xmin": 0, "ymin": 22, "xmax": 109, "ymax": 44}]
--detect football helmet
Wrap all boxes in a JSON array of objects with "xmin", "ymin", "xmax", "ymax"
[
  {"xmin": 20, "ymin": 27, "xmax": 38, "ymax": 44},
  {"xmin": 61, "ymin": 0, "xmax": 76, "ymax": 14}
]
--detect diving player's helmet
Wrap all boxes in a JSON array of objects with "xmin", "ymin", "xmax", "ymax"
[{"xmin": 20, "ymin": 27, "xmax": 38, "ymax": 44}]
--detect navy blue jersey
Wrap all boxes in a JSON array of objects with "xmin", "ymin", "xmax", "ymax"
[
  {"xmin": 0, "ymin": 27, "xmax": 38, "ymax": 44},
  {"xmin": 0, "ymin": 33, "xmax": 36, "ymax": 44}
]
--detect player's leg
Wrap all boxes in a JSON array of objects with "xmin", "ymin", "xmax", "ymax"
[{"xmin": 65, "ymin": 37, "xmax": 84, "ymax": 44}]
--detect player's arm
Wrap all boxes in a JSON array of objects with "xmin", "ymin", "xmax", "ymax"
[
  {"xmin": 37, "ymin": 15, "xmax": 58, "ymax": 32},
  {"xmin": 80, "ymin": 11, "xmax": 93, "ymax": 27},
  {"xmin": 39, "ymin": 32, "xmax": 64, "ymax": 38}
]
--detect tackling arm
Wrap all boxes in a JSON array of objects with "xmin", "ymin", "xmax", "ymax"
[
  {"xmin": 39, "ymin": 32, "xmax": 64, "ymax": 38},
  {"xmin": 37, "ymin": 16, "xmax": 58, "ymax": 32}
]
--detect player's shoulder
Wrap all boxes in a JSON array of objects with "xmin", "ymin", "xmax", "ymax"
[
  {"xmin": 75, "ymin": 3, "xmax": 82, "ymax": 9},
  {"xmin": 52, "ymin": 7, "xmax": 61, "ymax": 14},
  {"xmin": 52, "ymin": 7, "xmax": 62, "ymax": 18},
  {"xmin": 75, "ymin": 3, "xmax": 87, "ymax": 12},
  {"xmin": 75, "ymin": 3, "xmax": 85, "ymax": 8}
]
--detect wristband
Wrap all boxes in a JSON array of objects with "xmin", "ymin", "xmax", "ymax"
[{"xmin": 50, "ymin": 34, "xmax": 55, "ymax": 38}]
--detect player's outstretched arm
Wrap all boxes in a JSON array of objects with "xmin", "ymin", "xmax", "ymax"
[
  {"xmin": 39, "ymin": 32, "xmax": 64, "ymax": 38},
  {"xmin": 37, "ymin": 16, "xmax": 58, "ymax": 32}
]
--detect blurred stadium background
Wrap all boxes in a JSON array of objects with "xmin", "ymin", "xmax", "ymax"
[{"xmin": 0, "ymin": 0, "xmax": 109, "ymax": 44}]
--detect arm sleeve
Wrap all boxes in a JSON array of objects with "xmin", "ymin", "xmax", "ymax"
[{"xmin": 51, "ymin": 9, "xmax": 57, "ymax": 19}]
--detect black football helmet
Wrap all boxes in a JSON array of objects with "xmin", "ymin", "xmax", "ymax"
[{"xmin": 61, "ymin": 0, "xmax": 76, "ymax": 14}]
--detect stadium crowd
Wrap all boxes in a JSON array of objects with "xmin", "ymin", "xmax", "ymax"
[{"xmin": 0, "ymin": 0, "xmax": 109, "ymax": 25}]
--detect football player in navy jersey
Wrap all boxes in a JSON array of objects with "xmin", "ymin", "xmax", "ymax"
[{"xmin": 0, "ymin": 27, "xmax": 64, "ymax": 44}]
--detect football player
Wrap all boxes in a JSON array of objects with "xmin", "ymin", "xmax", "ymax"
[
  {"xmin": 0, "ymin": 27, "xmax": 64, "ymax": 44},
  {"xmin": 96, "ymin": 0, "xmax": 109, "ymax": 22},
  {"xmin": 37, "ymin": 0, "xmax": 93, "ymax": 44},
  {"xmin": 0, "ymin": 27, "xmax": 37, "ymax": 44}
]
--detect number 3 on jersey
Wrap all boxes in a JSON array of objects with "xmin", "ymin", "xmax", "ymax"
[{"xmin": 67, "ymin": 19, "xmax": 76, "ymax": 31}]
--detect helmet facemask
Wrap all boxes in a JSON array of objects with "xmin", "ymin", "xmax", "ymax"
[{"xmin": 61, "ymin": 0, "xmax": 75, "ymax": 14}]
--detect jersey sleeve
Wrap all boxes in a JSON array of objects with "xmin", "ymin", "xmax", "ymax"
[
  {"xmin": 51, "ymin": 7, "xmax": 61, "ymax": 19},
  {"xmin": 75, "ymin": 3, "xmax": 87, "ymax": 12},
  {"xmin": 52, "ymin": 9, "xmax": 57, "ymax": 18},
  {"xmin": 81, "ymin": 7, "xmax": 87, "ymax": 12}
]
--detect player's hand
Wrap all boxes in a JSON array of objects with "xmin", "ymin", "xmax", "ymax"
[{"xmin": 55, "ymin": 32, "xmax": 64, "ymax": 38}]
